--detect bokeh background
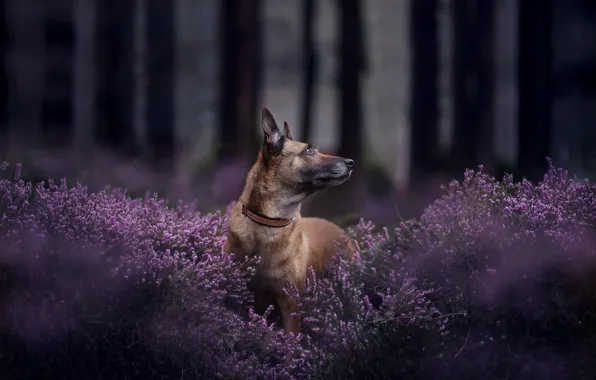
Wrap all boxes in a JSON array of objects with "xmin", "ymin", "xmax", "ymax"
[{"xmin": 0, "ymin": 0, "xmax": 595, "ymax": 226}]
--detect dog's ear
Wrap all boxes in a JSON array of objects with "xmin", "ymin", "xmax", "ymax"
[
  {"xmin": 261, "ymin": 108, "xmax": 284, "ymax": 152},
  {"xmin": 283, "ymin": 121, "xmax": 293, "ymax": 140}
]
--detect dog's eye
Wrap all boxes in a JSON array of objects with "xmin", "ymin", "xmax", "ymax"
[{"xmin": 304, "ymin": 146, "xmax": 315, "ymax": 155}]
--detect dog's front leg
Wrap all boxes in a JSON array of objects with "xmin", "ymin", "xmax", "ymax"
[
  {"xmin": 277, "ymin": 291, "xmax": 301, "ymax": 365},
  {"xmin": 277, "ymin": 292, "xmax": 301, "ymax": 336}
]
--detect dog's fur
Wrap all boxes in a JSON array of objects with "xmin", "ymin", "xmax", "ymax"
[{"xmin": 224, "ymin": 108, "xmax": 356, "ymax": 336}]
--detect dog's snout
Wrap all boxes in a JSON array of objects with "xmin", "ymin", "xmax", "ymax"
[{"xmin": 344, "ymin": 158, "xmax": 354, "ymax": 168}]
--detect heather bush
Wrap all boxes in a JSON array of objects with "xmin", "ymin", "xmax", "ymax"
[
  {"xmin": 381, "ymin": 160, "xmax": 596, "ymax": 379},
  {"xmin": 0, "ymin": 162, "xmax": 438, "ymax": 379},
  {"xmin": 292, "ymin": 219, "xmax": 442, "ymax": 378},
  {"xmin": 0, "ymin": 162, "xmax": 306, "ymax": 379},
  {"xmin": 1, "ymin": 159, "xmax": 595, "ymax": 380}
]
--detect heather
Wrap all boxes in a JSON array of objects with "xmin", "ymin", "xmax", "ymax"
[
  {"xmin": 0, "ymin": 161, "xmax": 437, "ymax": 379},
  {"xmin": 387, "ymin": 161, "xmax": 596, "ymax": 379},
  {"xmin": 1, "ymin": 160, "xmax": 595, "ymax": 379}
]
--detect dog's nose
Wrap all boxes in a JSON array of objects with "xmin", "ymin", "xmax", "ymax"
[{"xmin": 344, "ymin": 158, "xmax": 354, "ymax": 167}]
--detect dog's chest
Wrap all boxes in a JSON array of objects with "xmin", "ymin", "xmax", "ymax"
[
  {"xmin": 254, "ymin": 236, "xmax": 291, "ymax": 267},
  {"xmin": 252, "ymin": 231, "xmax": 309, "ymax": 285},
  {"xmin": 228, "ymin": 213, "xmax": 308, "ymax": 283}
]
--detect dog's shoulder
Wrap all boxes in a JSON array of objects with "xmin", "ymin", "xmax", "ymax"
[
  {"xmin": 300, "ymin": 217, "xmax": 345, "ymax": 240},
  {"xmin": 299, "ymin": 217, "xmax": 354, "ymax": 275}
]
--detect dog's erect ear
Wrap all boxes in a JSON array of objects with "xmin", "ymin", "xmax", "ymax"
[
  {"xmin": 283, "ymin": 121, "xmax": 293, "ymax": 140},
  {"xmin": 261, "ymin": 108, "xmax": 284, "ymax": 152}
]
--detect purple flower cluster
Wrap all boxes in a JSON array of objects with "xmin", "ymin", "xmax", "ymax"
[
  {"xmin": 1, "ymin": 158, "xmax": 595, "ymax": 379},
  {"xmin": 286, "ymin": 218, "xmax": 441, "ymax": 377},
  {"xmin": 0, "ymin": 161, "xmax": 437, "ymax": 379},
  {"xmin": 390, "ymin": 159, "xmax": 596, "ymax": 378}
]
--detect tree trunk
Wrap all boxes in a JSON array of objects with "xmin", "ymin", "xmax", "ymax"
[
  {"xmin": 516, "ymin": 0, "xmax": 553, "ymax": 181},
  {"xmin": 146, "ymin": 0, "xmax": 175, "ymax": 170},
  {"xmin": 0, "ymin": 0, "xmax": 7, "ymax": 147},
  {"xmin": 450, "ymin": 0, "xmax": 474, "ymax": 174},
  {"xmin": 450, "ymin": 0, "xmax": 495, "ymax": 176},
  {"xmin": 41, "ymin": 0, "xmax": 75, "ymax": 146},
  {"xmin": 409, "ymin": 0, "xmax": 439, "ymax": 180},
  {"xmin": 218, "ymin": 0, "xmax": 262, "ymax": 162},
  {"xmin": 299, "ymin": 0, "xmax": 317, "ymax": 143},
  {"xmin": 95, "ymin": 0, "xmax": 136, "ymax": 156},
  {"xmin": 338, "ymin": 0, "xmax": 365, "ymax": 163},
  {"xmin": 336, "ymin": 0, "xmax": 365, "ymax": 216},
  {"xmin": 476, "ymin": 0, "xmax": 496, "ymax": 174}
]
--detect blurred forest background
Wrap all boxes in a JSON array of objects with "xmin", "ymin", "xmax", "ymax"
[{"xmin": 0, "ymin": 0, "xmax": 595, "ymax": 226}]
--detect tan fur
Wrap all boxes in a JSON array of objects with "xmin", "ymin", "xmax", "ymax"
[{"xmin": 224, "ymin": 108, "xmax": 355, "ymax": 337}]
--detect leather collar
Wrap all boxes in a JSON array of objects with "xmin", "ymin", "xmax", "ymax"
[{"xmin": 241, "ymin": 204, "xmax": 293, "ymax": 228}]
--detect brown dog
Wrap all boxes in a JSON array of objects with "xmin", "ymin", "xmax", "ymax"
[{"xmin": 224, "ymin": 107, "xmax": 355, "ymax": 336}]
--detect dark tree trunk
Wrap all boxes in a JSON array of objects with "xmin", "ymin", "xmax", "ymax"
[
  {"xmin": 338, "ymin": 0, "xmax": 365, "ymax": 164},
  {"xmin": 218, "ymin": 0, "xmax": 262, "ymax": 162},
  {"xmin": 333, "ymin": 0, "xmax": 366, "ymax": 217},
  {"xmin": 409, "ymin": 0, "xmax": 439, "ymax": 179},
  {"xmin": 476, "ymin": 0, "xmax": 496, "ymax": 174},
  {"xmin": 516, "ymin": 0, "xmax": 553, "ymax": 181},
  {"xmin": 95, "ymin": 0, "xmax": 136, "ymax": 155},
  {"xmin": 41, "ymin": 0, "xmax": 75, "ymax": 146},
  {"xmin": 146, "ymin": 0, "xmax": 175, "ymax": 170},
  {"xmin": 0, "ymin": 0, "xmax": 8, "ymax": 147},
  {"xmin": 300, "ymin": 0, "xmax": 317, "ymax": 143},
  {"xmin": 450, "ymin": 0, "xmax": 475, "ymax": 173},
  {"xmin": 450, "ymin": 0, "xmax": 495, "ymax": 175}
]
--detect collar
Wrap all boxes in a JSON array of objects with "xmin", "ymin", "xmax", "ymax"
[{"xmin": 241, "ymin": 204, "xmax": 293, "ymax": 228}]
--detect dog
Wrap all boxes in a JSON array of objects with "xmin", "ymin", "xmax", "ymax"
[{"xmin": 224, "ymin": 107, "xmax": 356, "ymax": 337}]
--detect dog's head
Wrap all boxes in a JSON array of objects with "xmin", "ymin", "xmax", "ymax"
[{"xmin": 259, "ymin": 108, "xmax": 354, "ymax": 195}]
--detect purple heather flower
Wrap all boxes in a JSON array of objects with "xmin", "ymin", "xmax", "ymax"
[{"xmin": 1, "ymin": 158, "xmax": 595, "ymax": 379}]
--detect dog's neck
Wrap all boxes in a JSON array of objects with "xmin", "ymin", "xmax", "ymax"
[
  {"xmin": 239, "ymin": 163, "xmax": 304, "ymax": 221},
  {"xmin": 242, "ymin": 193, "xmax": 302, "ymax": 220}
]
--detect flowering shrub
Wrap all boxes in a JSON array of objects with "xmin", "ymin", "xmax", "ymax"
[
  {"xmin": 1, "ymin": 159, "xmax": 595, "ymax": 379},
  {"xmin": 386, "ymin": 159, "xmax": 596, "ymax": 379},
  {"xmin": 0, "ymin": 162, "xmax": 304, "ymax": 379},
  {"xmin": 0, "ymin": 162, "xmax": 437, "ymax": 379},
  {"xmin": 290, "ymin": 219, "xmax": 443, "ymax": 378}
]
